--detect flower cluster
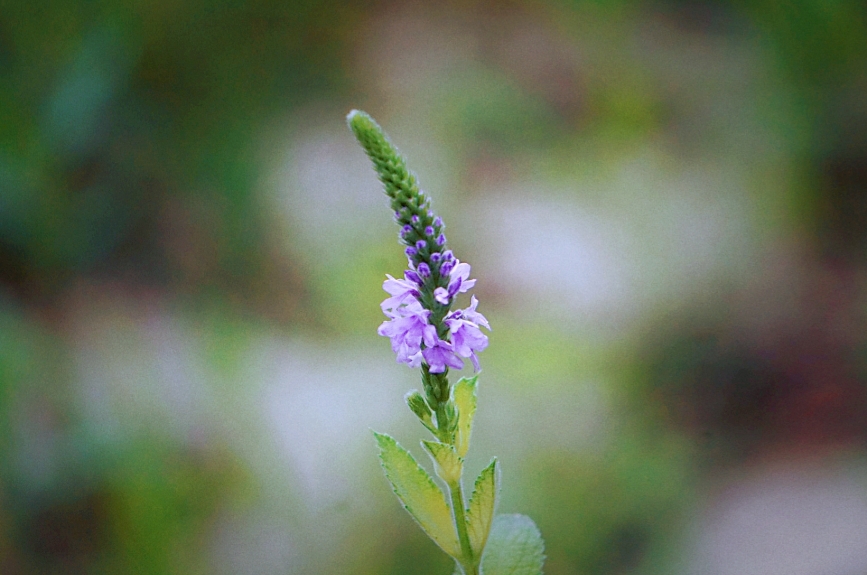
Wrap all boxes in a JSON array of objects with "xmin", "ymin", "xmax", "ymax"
[
  {"xmin": 378, "ymin": 251, "xmax": 490, "ymax": 373},
  {"xmin": 348, "ymin": 109, "xmax": 490, "ymax": 374}
]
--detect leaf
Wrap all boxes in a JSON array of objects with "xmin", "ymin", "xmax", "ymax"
[
  {"xmin": 422, "ymin": 440, "xmax": 463, "ymax": 483},
  {"xmin": 453, "ymin": 375, "xmax": 478, "ymax": 458},
  {"xmin": 467, "ymin": 458, "xmax": 498, "ymax": 557},
  {"xmin": 480, "ymin": 514, "xmax": 545, "ymax": 575},
  {"xmin": 373, "ymin": 432, "xmax": 461, "ymax": 559}
]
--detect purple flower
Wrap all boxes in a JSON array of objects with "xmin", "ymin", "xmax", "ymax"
[
  {"xmin": 427, "ymin": 259, "xmax": 478, "ymax": 306},
  {"xmin": 459, "ymin": 294, "xmax": 490, "ymax": 329},
  {"xmin": 447, "ymin": 261, "xmax": 476, "ymax": 294},
  {"xmin": 433, "ymin": 259, "xmax": 477, "ymax": 305},
  {"xmin": 422, "ymin": 336, "xmax": 464, "ymax": 373},
  {"xmin": 434, "ymin": 287, "xmax": 450, "ymax": 305},
  {"xmin": 378, "ymin": 299, "xmax": 434, "ymax": 367},
  {"xmin": 379, "ymin": 269, "xmax": 490, "ymax": 371},
  {"xmin": 380, "ymin": 274, "xmax": 420, "ymax": 312},
  {"xmin": 445, "ymin": 296, "xmax": 490, "ymax": 371}
]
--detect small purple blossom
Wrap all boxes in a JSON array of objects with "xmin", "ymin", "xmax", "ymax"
[
  {"xmin": 446, "ymin": 296, "xmax": 490, "ymax": 371},
  {"xmin": 422, "ymin": 337, "xmax": 464, "ymax": 373},
  {"xmin": 415, "ymin": 239, "xmax": 427, "ymax": 251},
  {"xmin": 411, "ymin": 215, "xmax": 420, "ymax": 224},
  {"xmin": 378, "ymin": 299, "xmax": 433, "ymax": 367},
  {"xmin": 405, "ymin": 246, "xmax": 417, "ymax": 257},
  {"xmin": 434, "ymin": 216, "xmax": 443, "ymax": 227},
  {"xmin": 430, "ymin": 252, "xmax": 442, "ymax": 262},
  {"xmin": 460, "ymin": 295, "xmax": 490, "ymax": 329},
  {"xmin": 380, "ymin": 274, "xmax": 421, "ymax": 312},
  {"xmin": 417, "ymin": 262, "xmax": 431, "ymax": 277},
  {"xmin": 401, "ymin": 224, "xmax": 413, "ymax": 236},
  {"xmin": 436, "ymin": 234, "xmax": 446, "ymax": 246},
  {"xmin": 446, "ymin": 259, "xmax": 476, "ymax": 298}
]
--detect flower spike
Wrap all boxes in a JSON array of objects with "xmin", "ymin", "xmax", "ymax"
[{"xmin": 348, "ymin": 110, "xmax": 490, "ymax": 376}]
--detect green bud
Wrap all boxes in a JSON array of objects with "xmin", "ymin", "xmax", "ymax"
[
  {"xmin": 347, "ymin": 110, "xmax": 425, "ymax": 217},
  {"xmin": 406, "ymin": 390, "xmax": 433, "ymax": 426}
]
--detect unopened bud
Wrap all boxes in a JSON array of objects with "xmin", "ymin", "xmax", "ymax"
[{"xmin": 405, "ymin": 390, "xmax": 433, "ymax": 426}]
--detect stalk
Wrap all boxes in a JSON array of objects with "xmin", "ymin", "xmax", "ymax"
[{"xmin": 448, "ymin": 477, "xmax": 477, "ymax": 575}]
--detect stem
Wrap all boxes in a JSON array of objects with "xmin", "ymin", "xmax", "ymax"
[
  {"xmin": 435, "ymin": 403, "xmax": 450, "ymax": 443},
  {"xmin": 448, "ymin": 477, "xmax": 477, "ymax": 575}
]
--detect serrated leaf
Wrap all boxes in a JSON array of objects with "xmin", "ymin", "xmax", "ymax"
[
  {"xmin": 374, "ymin": 432, "xmax": 461, "ymax": 559},
  {"xmin": 467, "ymin": 458, "xmax": 498, "ymax": 557},
  {"xmin": 480, "ymin": 514, "xmax": 545, "ymax": 575},
  {"xmin": 422, "ymin": 440, "xmax": 463, "ymax": 483},
  {"xmin": 453, "ymin": 376, "xmax": 478, "ymax": 458}
]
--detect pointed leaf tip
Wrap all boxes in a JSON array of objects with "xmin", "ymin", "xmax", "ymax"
[
  {"xmin": 373, "ymin": 432, "xmax": 461, "ymax": 559},
  {"xmin": 467, "ymin": 458, "xmax": 498, "ymax": 558},
  {"xmin": 453, "ymin": 376, "xmax": 479, "ymax": 458}
]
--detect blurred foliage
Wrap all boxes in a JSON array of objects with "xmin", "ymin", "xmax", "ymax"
[
  {"xmin": 0, "ymin": 0, "xmax": 354, "ymax": 312},
  {"xmin": 0, "ymin": 0, "xmax": 866, "ymax": 574}
]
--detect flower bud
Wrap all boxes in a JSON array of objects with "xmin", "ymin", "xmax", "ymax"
[{"xmin": 405, "ymin": 390, "xmax": 433, "ymax": 427}]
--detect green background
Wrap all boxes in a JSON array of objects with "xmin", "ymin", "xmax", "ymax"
[{"xmin": 2, "ymin": 1, "xmax": 867, "ymax": 573}]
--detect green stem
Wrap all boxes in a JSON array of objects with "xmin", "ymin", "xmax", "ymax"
[
  {"xmin": 448, "ymin": 477, "xmax": 477, "ymax": 575},
  {"xmin": 435, "ymin": 402, "xmax": 451, "ymax": 443}
]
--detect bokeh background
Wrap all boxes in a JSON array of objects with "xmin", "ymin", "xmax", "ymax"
[{"xmin": 2, "ymin": 1, "xmax": 867, "ymax": 574}]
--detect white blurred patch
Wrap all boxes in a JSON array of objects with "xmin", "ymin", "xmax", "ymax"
[
  {"xmin": 681, "ymin": 460, "xmax": 867, "ymax": 575},
  {"xmin": 483, "ymin": 196, "xmax": 631, "ymax": 319},
  {"xmin": 469, "ymin": 152, "xmax": 751, "ymax": 333},
  {"xmin": 274, "ymin": 118, "xmax": 388, "ymax": 260},
  {"xmin": 255, "ymin": 337, "xmax": 405, "ymax": 513}
]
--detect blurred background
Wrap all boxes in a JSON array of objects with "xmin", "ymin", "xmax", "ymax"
[{"xmin": 2, "ymin": 0, "xmax": 867, "ymax": 573}]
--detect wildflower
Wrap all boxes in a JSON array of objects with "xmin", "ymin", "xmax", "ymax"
[
  {"xmin": 348, "ymin": 109, "xmax": 490, "ymax": 374},
  {"xmin": 378, "ymin": 299, "xmax": 433, "ymax": 368},
  {"xmin": 446, "ymin": 296, "xmax": 490, "ymax": 371},
  {"xmin": 380, "ymin": 273, "xmax": 421, "ymax": 312},
  {"xmin": 422, "ymin": 337, "xmax": 464, "ymax": 373}
]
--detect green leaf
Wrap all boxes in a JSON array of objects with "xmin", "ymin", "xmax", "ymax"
[
  {"xmin": 373, "ymin": 432, "xmax": 461, "ymax": 559},
  {"xmin": 422, "ymin": 440, "xmax": 463, "ymax": 483},
  {"xmin": 481, "ymin": 514, "xmax": 545, "ymax": 575},
  {"xmin": 467, "ymin": 458, "xmax": 498, "ymax": 558},
  {"xmin": 453, "ymin": 375, "xmax": 478, "ymax": 458}
]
